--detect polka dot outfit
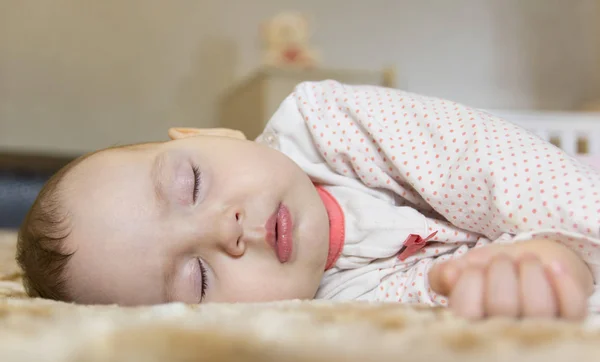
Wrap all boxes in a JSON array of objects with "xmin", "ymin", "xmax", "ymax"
[{"xmin": 256, "ymin": 80, "xmax": 600, "ymax": 311}]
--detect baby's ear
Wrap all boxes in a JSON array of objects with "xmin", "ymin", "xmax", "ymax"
[{"xmin": 168, "ymin": 127, "xmax": 247, "ymax": 141}]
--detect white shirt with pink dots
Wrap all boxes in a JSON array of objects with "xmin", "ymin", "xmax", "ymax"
[{"xmin": 256, "ymin": 80, "xmax": 600, "ymax": 312}]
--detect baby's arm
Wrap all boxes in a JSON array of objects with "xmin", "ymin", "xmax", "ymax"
[
  {"xmin": 428, "ymin": 239, "xmax": 594, "ymax": 320},
  {"xmin": 288, "ymin": 81, "xmax": 600, "ymax": 315}
]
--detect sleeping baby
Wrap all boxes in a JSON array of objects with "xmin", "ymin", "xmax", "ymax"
[{"xmin": 16, "ymin": 80, "xmax": 600, "ymax": 320}]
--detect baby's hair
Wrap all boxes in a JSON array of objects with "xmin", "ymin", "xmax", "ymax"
[
  {"xmin": 15, "ymin": 152, "xmax": 94, "ymax": 301},
  {"xmin": 15, "ymin": 143, "xmax": 160, "ymax": 301}
]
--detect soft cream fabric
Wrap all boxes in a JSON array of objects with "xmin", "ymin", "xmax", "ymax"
[{"xmin": 1, "ymin": 229, "xmax": 600, "ymax": 361}]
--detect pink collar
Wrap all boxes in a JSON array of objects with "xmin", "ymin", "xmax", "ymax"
[{"xmin": 314, "ymin": 185, "xmax": 345, "ymax": 270}]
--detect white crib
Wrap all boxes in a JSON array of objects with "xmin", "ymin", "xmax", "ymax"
[{"xmin": 487, "ymin": 110, "xmax": 600, "ymax": 157}]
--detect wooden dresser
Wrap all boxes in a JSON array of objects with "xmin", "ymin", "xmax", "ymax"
[{"xmin": 218, "ymin": 66, "xmax": 396, "ymax": 140}]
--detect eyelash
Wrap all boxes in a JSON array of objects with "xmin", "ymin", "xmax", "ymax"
[
  {"xmin": 198, "ymin": 258, "xmax": 208, "ymax": 302},
  {"xmin": 191, "ymin": 165, "xmax": 201, "ymax": 203}
]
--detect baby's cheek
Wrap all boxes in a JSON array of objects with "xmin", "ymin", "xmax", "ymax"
[{"xmin": 211, "ymin": 267, "xmax": 309, "ymax": 303}]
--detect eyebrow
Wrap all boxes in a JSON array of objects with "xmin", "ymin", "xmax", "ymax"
[
  {"xmin": 151, "ymin": 152, "xmax": 168, "ymax": 209},
  {"xmin": 151, "ymin": 152, "xmax": 176, "ymax": 302},
  {"xmin": 162, "ymin": 262, "xmax": 176, "ymax": 302}
]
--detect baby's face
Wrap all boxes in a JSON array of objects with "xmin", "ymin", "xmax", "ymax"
[{"xmin": 61, "ymin": 132, "xmax": 330, "ymax": 305}]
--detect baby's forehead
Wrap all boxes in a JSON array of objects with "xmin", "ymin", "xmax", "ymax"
[
  {"xmin": 125, "ymin": 141, "xmax": 164, "ymax": 151},
  {"xmin": 83, "ymin": 142, "xmax": 162, "ymax": 164},
  {"xmin": 106, "ymin": 141, "xmax": 163, "ymax": 154},
  {"xmin": 62, "ymin": 142, "xmax": 164, "ymax": 233},
  {"xmin": 64, "ymin": 142, "xmax": 162, "ymax": 184}
]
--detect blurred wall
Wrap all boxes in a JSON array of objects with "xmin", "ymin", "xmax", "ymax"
[{"xmin": 1, "ymin": 0, "xmax": 599, "ymax": 154}]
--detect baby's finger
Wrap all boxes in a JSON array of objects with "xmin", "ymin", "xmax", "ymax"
[
  {"xmin": 460, "ymin": 246, "xmax": 498, "ymax": 269},
  {"xmin": 450, "ymin": 267, "xmax": 485, "ymax": 320},
  {"xmin": 518, "ymin": 254, "xmax": 557, "ymax": 319},
  {"xmin": 430, "ymin": 246, "xmax": 501, "ymax": 296},
  {"xmin": 484, "ymin": 254, "xmax": 519, "ymax": 318},
  {"xmin": 548, "ymin": 263, "xmax": 588, "ymax": 320},
  {"xmin": 518, "ymin": 256, "xmax": 557, "ymax": 318},
  {"xmin": 428, "ymin": 261, "xmax": 461, "ymax": 297}
]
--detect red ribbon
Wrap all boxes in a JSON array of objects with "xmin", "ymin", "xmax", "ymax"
[{"xmin": 397, "ymin": 231, "xmax": 438, "ymax": 261}]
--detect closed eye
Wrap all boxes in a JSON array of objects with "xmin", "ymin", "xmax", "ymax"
[
  {"xmin": 198, "ymin": 258, "xmax": 208, "ymax": 302},
  {"xmin": 192, "ymin": 165, "xmax": 201, "ymax": 203}
]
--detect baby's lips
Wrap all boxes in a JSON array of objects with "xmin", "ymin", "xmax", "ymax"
[{"xmin": 264, "ymin": 206, "xmax": 279, "ymax": 252}]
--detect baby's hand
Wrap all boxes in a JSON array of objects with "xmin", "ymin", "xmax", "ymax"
[{"xmin": 428, "ymin": 240, "xmax": 593, "ymax": 320}]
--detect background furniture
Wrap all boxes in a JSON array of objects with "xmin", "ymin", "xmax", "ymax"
[{"xmin": 218, "ymin": 66, "xmax": 396, "ymax": 140}]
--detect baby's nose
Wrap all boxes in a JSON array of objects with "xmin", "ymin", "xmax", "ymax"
[{"xmin": 215, "ymin": 208, "xmax": 244, "ymax": 257}]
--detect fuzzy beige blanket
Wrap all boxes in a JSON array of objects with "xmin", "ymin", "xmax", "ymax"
[{"xmin": 1, "ymin": 230, "xmax": 600, "ymax": 362}]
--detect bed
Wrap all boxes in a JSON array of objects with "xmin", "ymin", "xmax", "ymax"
[
  {"xmin": 489, "ymin": 110, "xmax": 600, "ymax": 167},
  {"xmin": 1, "ymin": 110, "xmax": 600, "ymax": 361}
]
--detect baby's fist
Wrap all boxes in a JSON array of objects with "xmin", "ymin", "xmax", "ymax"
[{"xmin": 428, "ymin": 242, "xmax": 590, "ymax": 320}]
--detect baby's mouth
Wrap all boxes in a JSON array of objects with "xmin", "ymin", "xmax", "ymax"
[{"xmin": 265, "ymin": 203, "xmax": 293, "ymax": 263}]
